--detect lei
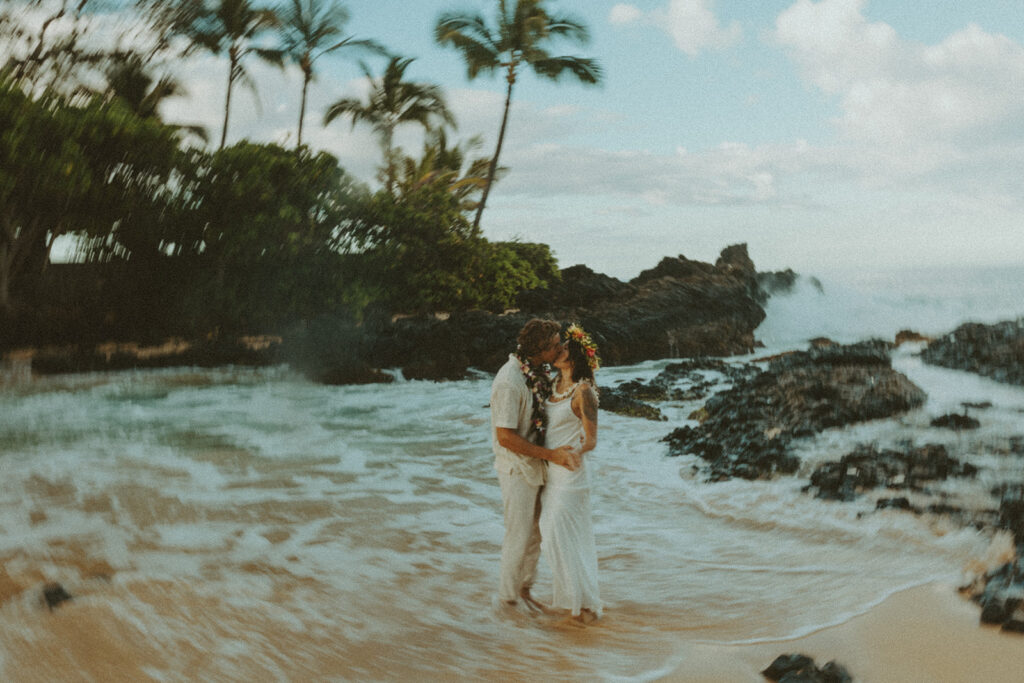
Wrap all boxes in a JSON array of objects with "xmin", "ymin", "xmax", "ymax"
[{"xmin": 515, "ymin": 349, "xmax": 552, "ymax": 445}]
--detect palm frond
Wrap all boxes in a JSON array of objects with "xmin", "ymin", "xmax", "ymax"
[
  {"xmin": 253, "ymin": 47, "xmax": 285, "ymax": 67},
  {"xmin": 543, "ymin": 15, "xmax": 590, "ymax": 43},
  {"xmin": 324, "ymin": 97, "xmax": 374, "ymax": 127},
  {"xmin": 529, "ymin": 55, "xmax": 601, "ymax": 84}
]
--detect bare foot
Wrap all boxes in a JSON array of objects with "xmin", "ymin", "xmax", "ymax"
[
  {"xmin": 557, "ymin": 609, "xmax": 599, "ymax": 628},
  {"xmin": 519, "ymin": 587, "xmax": 555, "ymax": 614}
]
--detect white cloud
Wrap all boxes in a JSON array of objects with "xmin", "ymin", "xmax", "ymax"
[
  {"xmin": 610, "ymin": 0, "xmax": 741, "ymax": 56},
  {"xmin": 609, "ymin": 4, "xmax": 643, "ymax": 26},
  {"xmin": 774, "ymin": 0, "xmax": 1024, "ymax": 151}
]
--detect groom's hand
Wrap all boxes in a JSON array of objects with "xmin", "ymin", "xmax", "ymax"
[{"xmin": 550, "ymin": 445, "xmax": 581, "ymax": 471}]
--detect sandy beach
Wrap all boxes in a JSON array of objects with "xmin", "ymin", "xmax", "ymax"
[
  {"xmin": 3, "ymin": 575, "xmax": 1022, "ymax": 681},
  {"xmin": 669, "ymin": 582, "xmax": 1024, "ymax": 683}
]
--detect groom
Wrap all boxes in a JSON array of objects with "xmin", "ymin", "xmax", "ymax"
[{"xmin": 490, "ymin": 318, "xmax": 581, "ymax": 608}]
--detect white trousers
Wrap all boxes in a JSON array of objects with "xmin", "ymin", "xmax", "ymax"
[{"xmin": 497, "ymin": 468, "xmax": 543, "ymax": 603}]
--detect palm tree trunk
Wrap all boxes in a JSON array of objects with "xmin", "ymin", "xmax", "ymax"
[
  {"xmin": 297, "ymin": 70, "xmax": 310, "ymax": 147},
  {"xmin": 474, "ymin": 69, "xmax": 515, "ymax": 231},
  {"xmin": 383, "ymin": 128, "xmax": 395, "ymax": 195},
  {"xmin": 220, "ymin": 51, "xmax": 237, "ymax": 149},
  {"xmin": 0, "ymin": 243, "xmax": 10, "ymax": 312}
]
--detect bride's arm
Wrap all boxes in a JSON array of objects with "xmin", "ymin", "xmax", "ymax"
[{"xmin": 574, "ymin": 384, "xmax": 599, "ymax": 454}]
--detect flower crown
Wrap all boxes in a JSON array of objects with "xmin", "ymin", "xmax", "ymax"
[{"xmin": 565, "ymin": 323, "xmax": 600, "ymax": 371}]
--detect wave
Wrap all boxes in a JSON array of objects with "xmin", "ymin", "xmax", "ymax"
[{"xmin": 757, "ymin": 264, "xmax": 1024, "ymax": 348}]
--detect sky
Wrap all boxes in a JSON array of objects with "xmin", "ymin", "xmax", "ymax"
[{"xmin": 18, "ymin": 0, "xmax": 1024, "ymax": 279}]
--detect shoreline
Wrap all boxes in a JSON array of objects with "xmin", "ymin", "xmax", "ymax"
[{"xmin": 663, "ymin": 582, "xmax": 1024, "ymax": 682}]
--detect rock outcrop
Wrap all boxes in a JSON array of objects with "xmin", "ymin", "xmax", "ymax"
[
  {"xmin": 663, "ymin": 341, "xmax": 927, "ymax": 481},
  {"xmin": 805, "ymin": 443, "xmax": 978, "ymax": 502},
  {"xmin": 922, "ymin": 319, "xmax": 1024, "ymax": 386},
  {"xmin": 367, "ymin": 244, "xmax": 769, "ymax": 380},
  {"xmin": 13, "ymin": 244, "xmax": 777, "ymax": 384}
]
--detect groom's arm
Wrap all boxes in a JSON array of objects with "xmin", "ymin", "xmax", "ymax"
[{"xmin": 495, "ymin": 428, "xmax": 581, "ymax": 471}]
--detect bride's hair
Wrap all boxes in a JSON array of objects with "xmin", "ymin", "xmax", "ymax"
[{"xmin": 565, "ymin": 338, "xmax": 596, "ymax": 385}]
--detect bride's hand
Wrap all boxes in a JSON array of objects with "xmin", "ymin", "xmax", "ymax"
[{"xmin": 551, "ymin": 445, "xmax": 581, "ymax": 471}]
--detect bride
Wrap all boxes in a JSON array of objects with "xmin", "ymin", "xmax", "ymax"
[{"xmin": 540, "ymin": 323, "xmax": 602, "ymax": 624}]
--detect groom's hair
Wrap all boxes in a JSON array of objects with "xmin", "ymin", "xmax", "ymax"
[{"xmin": 517, "ymin": 318, "xmax": 561, "ymax": 357}]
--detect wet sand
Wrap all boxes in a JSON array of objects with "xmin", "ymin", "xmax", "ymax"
[
  {"xmin": 669, "ymin": 582, "xmax": 1024, "ymax": 683},
  {"xmin": 5, "ymin": 574, "xmax": 1022, "ymax": 681}
]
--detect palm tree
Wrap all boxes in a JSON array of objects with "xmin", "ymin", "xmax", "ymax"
[
  {"xmin": 398, "ymin": 129, "xmax": 495, "ymax": 212},
  {"xmin": 435, "ymin": 0, "xmax": 601, "ymax": 230},
  {"xmin": 183, "ymin": 0, "xmax": 284, "ymax": 148},
  {"xmin": 104, "ymin": 56, "xmax": 209, "ymax": 143},
  {"xmin": 324, "ymin": 56, "xmax": 455, "ymax": 194},
  {"xmin": 279, "ymin": 0, "xmax": 384, "ymax": 147}
]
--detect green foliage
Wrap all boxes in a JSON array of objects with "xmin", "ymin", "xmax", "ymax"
[
  {"xmin": 0, "ymin": 78, "xmax": 181, "ymax": 309},
  {"xmin": 499, "ymin": 241, "xmax": 560, "ymax": 286},
  {"xmin": 346, "ymin": 174, "xmax": 557, "ymax": 314},
  {"xmin": 170, "ymin": 141, "xmax": 370, "ymax": 330}
]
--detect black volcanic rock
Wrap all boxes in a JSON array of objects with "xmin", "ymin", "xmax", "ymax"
[
  {"xmin": 930, "ymin": 413, "xmax": 981, "ymax": 430},
  {"xmin": 664, "ymin": 340, "xmax": 927, "ymax": 481},
  {"xmin": 339, "ymin": 244, "xmax": 771, "ymax": 382},
  {"xmin": 633, "ymin": 255, "xmax": 715, "ymax": 283},
  {"xmin": 806, "ymin": 443, "xmax": 978, "ymax": 502},
  {"xmin": 922, "ymin": 319, "xmax": 1024, "ymax": 386},
  {"xmin": 43, "ymin": 583, "xmax": 72, "ymax": 610},
  {"xmin": 599, "ymin": 386, "xmax": 667, "ymax": 421},
  {"xmin": 762, "ymin": 654, "xmax": 852, "ymax": 683},
  {"xmin": 516, "ymin": 264, "xmax": 634, "ymax": 311}
]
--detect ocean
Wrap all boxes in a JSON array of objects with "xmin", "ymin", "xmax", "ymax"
[{"xmin": 1, "ymin": 265, "xmax": 1023, "ymax": 681}]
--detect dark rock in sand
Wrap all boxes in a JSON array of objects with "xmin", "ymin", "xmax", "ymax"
[
  {"xmin": 971, "ymin": 559, "xmax": 1024, "ymax": 632},
  {"xmin": 930, "ymin": 413, "xmax": 981, "ymax": 430},
  {"xmin": 43, "ymin": 582, "xmax": 72, "ymax": 610},
  {"xmin": 762, "ymin": 654, "xmax": 851, "ymax": 683},
  {"xmin": 664, "ymin": 340, "xmax": 927, "ymax": 481},
  {"xmin": 921, "ymin": 318, "xmax": 1024, "ymax": 386},
  {"xmin": 806, "ymin": 443, "xmax": 978, "ymax": 502},
  {"xmin": 763, "ymin": 654, "xmax": 816, "ymax": 681},
  {"xmin": 1003, "ymin": 607, "xmax": 1024, "ymax": 633}
]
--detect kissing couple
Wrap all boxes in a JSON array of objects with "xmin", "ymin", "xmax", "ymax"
[{"xmin": 489, "ymin": 318, "xmax": 602, "ymax": 625}]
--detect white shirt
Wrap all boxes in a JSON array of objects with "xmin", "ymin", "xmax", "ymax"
[{"xmin": 490, "ymin": 354, "xmax": 547, "ymax": 486}]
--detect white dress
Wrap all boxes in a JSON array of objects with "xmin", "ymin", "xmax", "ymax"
[{"xmin": 540, "ymin": 387, "xmax": 602, "ymax": 617}]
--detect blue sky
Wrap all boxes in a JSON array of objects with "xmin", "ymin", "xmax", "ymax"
[{"xmin": 20, "ymin": 0, "xmax": 1024, "ymax": 278}]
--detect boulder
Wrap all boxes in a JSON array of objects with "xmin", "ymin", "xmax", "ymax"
[
  {"xmin": 42, "ymin": 582, "xmax": 72, "ymax": 611},
  {"xmin": 762, "ymin": 654, "xmax": 851, "ymax": 683}
]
